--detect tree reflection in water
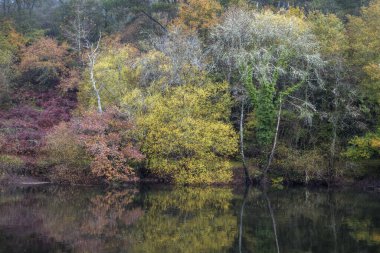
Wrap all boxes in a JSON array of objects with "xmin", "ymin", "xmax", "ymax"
[
  {"xmin": 128, "ymin": 187, "xmax": 237, "ymax": 253},
  {"xmin": 0, "ymin": 186, "xmax": 142, "ymax": 253},
  {"xmin": 0, "ymin": 186, "xmax": 380, "ymax": 253}
]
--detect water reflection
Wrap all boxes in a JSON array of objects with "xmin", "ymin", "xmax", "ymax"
[
  {"xmin": 0, "ymin": 185, "xmax": 379, "ymax": 253},
  {"xmin": 128, "ymin": 187, "xmax": 236, "ymax": 253}
]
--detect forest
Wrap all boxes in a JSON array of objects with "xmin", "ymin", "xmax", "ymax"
[{"xmin": 0, "ymin": 0, "xmax": 379, "ymax": 186}]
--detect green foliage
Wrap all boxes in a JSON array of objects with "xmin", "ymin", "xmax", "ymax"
[
  {"xmin": 212, "ymin": 8, "xmax": 323, "ymax": 158},
  {"xmin": 1, "ymin": 0, "xmax": 380, "ymax": 185},
  {"xmin": 255, "ymin": 82, "xmax": 276, "ymax": 147},
  {"xmin": 139, "ymin": 81, "xmax": 238, "ymax": 184}
]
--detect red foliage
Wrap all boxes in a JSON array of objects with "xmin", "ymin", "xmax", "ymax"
[{"xmin": 0, "ymin": 89, "xmax": 77, "ymax": 158}]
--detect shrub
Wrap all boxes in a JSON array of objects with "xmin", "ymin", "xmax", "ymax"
[
  {"xmin": 0, "ymin": 90, "xmax": 76, "ymax": 156},
  {"xmin": 138, "ymin": 82, "xmax": 238, "ymax": 184},
  {"xmin": 273, "ymin": 144, "xmax": 328, "ymax": 184},
  {"xmin": 0, "ymin": 154, "xmax": 25, "ymax": 175},
  {"xmin": 74, "ymin": 110, "xmax": 144, "ymax": 183},
  {"xmin": 19, "ymin": 37, "xmax": 69, "ymax": 89},
  {"xmin": 43, "ymin": 122, "xmax": 89, "ymax": 169},
  {"xmin": 43, "ymin": 109, "xmax": 144, "ymax": 184},
  {"xmin": 343, "ymin": 131, "xmax": 380, "ymax": 160}
]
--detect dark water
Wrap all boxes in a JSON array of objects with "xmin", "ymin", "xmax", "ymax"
[{"xmin": 0, "ymin": 185, "xmax": 379, "ymax": 253}]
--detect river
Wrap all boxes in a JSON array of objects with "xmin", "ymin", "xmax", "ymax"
[{"xmin": 0, "ymin": 185, "xmax": 379, "ymax": 253}]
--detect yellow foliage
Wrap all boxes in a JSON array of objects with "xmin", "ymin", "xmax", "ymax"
[
  {"xmin": 0, "ymin": 19, "xmax": 25, "ymax": 53},
  {"xmin": 138, "ymin": 81, "xmax": 238, "ymax": 184},
  {"xmin": 344, "ymin": 131, "xmax": 380, "ymax": 160},
  {"xmin": 43, "ymin": 122, "xmax": 89, "ymax": 169},
  {"xmin": 347, "ymin": 0, "xmax": 380, "ymax": 66},
  {"xmin": 286, "ymin": 7, "xmax": 306, "ymax": 19},
  {"xmin": 273, "ymin": 144, "xmax": 328, "ymax": 183},
  {"xmin": 308, "ymin": 11, "xmax": 348, "ymax": 57},
  {"xmin": 257, "ymin": 9, "xmax": 310, "ymax": 38},
  {"xmin": 364, "ymin": 63, "xmax": 380, "ymax": 81},
  {"xmin": 347, "ymin": 0, "xmax": 380, "ymax": 102},
  {"xmin": 79, "ymin": 38, "xmax": 237, "ymax": 184},
  {"xmin": 78, "ymin": 43, "xmax": 139, "ymax": 111},
  {"xmin": 370, "ymin": 137, "xmax": 380, "ymax": 148},
  {"xmin": 129, "ymin": 188, "xmax": 236, "ymax": 253}
]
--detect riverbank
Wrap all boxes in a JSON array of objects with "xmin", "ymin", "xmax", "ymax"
[
  {"xmin": 2, "ymin": 164, "xmax": 380, "ymax": 191},
  {"xmin": 0, "ymin": 174, "xmax": 50, "ymax": 186}
]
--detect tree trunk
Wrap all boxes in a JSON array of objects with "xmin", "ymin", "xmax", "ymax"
[
  {"xmin": 240, "ymin": 99, "xmax": 251, "ymax": 184},
  {"xmin": 329, "ymin": 118, "xmax": 337, "ymax": 182},
  {"xmin": 263, "ymin": 99, "xmax": 282, "ymax": 183},
  {"xmin": 89, "ymin": 60, "xmax": 103, "ymax": 114},
  {"xmin": 264, "ymin": 190, "xmax": 280, "ymax": 253},
  {"xmin": 239, "ymin": 185, "xmax": 250, "ymax": 253},
  {"xmin": 88, "ymin": 37, "xmax": 103, "ymax": 114},
  {"xmin": 328, "ymin": 191, "xmax": 338, "ymax": 253}
]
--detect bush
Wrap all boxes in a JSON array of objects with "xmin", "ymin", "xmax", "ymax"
[
  {"xmin": 19, "ymin": 37, "xmax": 69, "ymax": 89},
  {"xmin": 0, "ymin": 90, "xmax": 76, "ymax": 156},
  {"xmin": 0, "ymin": 155, "xmax": 25, "ymax": 175},
  {"xmin": 42, "ymin": 122, "xmax": 91, "ymax": 184},
  {"xmin": 43, "ymin": 109, "xmax": 144, "ymax": 184},
  {"xmin": 138, "ymin": 82, "xmax": 238, "ymax": 184},
  {"xmin": 43, "ymin": 122, "xmax": 89, "ymax": 169},
  {"xmin": 343, "ymin": 131, "xmax": 380, "ymax": 160},
  {"xmin": 273, "ymin": 144, "xmax": 328, "ymax": 184},
  {"xmin": 48, "ymin": 164, "xmax": 99, "ymax": 185}
]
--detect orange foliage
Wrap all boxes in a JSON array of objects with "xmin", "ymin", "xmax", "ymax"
[
  {"xmin": 19, "ymin": 37, "xmax": 70, "ymax": 87},
  {"xmin": 173, "ymin": 0, "xmax": 222, "ymax": 32},
  {"xmin": 73, "ymin": 109, "xmax": 144, "ymax": 182},
  {"xmin": 20, "ymin": 37, "xmax": 67, "ymax": 72},
  {"xmin": 45, "ymin": 109, "xmax": 144, "ymax": 183}
]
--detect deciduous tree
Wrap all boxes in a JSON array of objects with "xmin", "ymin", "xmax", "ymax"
[
  {"xmin": 138, "ymin": 80, "xmax": 238, "ymax": 184},
  {"xmin": 210, "ymin": 7, "xmax": 324, "ymax": 181},
  {"xmin": 173, "ymin": 0, "xmax": 222, "ymax": 36},
  {"xmin": 347, "ymin": 0, "xmax": 380, "ymax": 103},
  {"xmin": 19, "ymin": 37, "xmax": 69, "ymax": 88}
]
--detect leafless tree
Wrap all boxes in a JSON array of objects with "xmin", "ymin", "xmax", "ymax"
[
  {"xmin": 137, "ymin": 27, "xmax": 208, "ymax": 88},
  {"xmin": 85, "ymin": 33, "xmax": 103, "ymax": 113},
  {"xmin": 61, "ymin": 0, "xmax": 95, "ymax": 59}
]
